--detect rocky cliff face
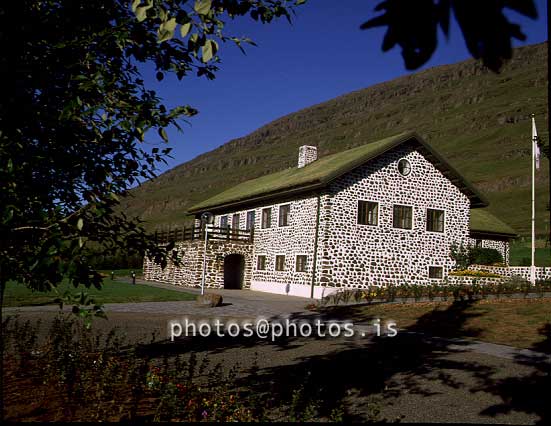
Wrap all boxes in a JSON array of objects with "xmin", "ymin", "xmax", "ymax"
[{"xmin": 121, "ymin": 42, "xmax": 548, "ymax": 236}]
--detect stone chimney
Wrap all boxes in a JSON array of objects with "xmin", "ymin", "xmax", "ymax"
[{"xmin": 298, "ymin": 145, "xmax": 318, "ymax": 168}]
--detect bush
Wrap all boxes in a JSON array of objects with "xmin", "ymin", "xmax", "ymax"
[
  {"xmin": 450, "ymin": 243, "xmax": 470, "ymax": 270},
  {"xmin": 468, "ymin": 247, "xmax": 503, "ymax": 266}
]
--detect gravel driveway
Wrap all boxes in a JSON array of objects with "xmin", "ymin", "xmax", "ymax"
[{"xmin": 3, "ymin": 280, "xmax": 550, "ymax": 424}]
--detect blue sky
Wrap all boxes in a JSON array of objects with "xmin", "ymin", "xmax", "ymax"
[{"xmin": 142, "ymin": 0, "xmax": 548, "ymax": 175}]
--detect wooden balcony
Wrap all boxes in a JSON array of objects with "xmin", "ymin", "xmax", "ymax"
[{"xmin": 154, "ymin": 225, "xmax": 254, "ymax": 244}]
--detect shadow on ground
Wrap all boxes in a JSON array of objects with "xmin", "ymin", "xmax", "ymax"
[{"xmin": 134, "ymin": 300, "xmax": 550, "ymax": 423}]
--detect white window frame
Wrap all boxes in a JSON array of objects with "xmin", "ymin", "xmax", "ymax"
[
  {"xmin": 278, "ymin": 204, "xmax": 291, "ymax": 227},
  {"xmin": 428, "ymin": 265, "xmax": 444, "ymax": 279},
  {"xmin": 392, "ymin": 204, "xmax": 414, "ymax": 231},
  {"xmin": 295, "ymin": 254, "xmax": 308, "ymax": 273},
  {"xmin": 256, "ymin": 254, "xmax": 267, "ymax": 271},
  {"xmin": 357, "ymin": 200, "xmax": 379, "ymax": 226},
  {"xmin": 275, "ymin": 254, "xmax": 286, "ymax": 272},
  {"xmin": 426, "ymin": 208, "xmax": 446, "ymax": 234},
  {"xmin": 261, "ymin": 207, "xmax": 272, "ymax": 229}
]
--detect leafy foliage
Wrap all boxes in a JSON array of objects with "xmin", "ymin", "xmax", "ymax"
[
  {"xmin": 0, "ymin": 0, "xmax": 303, "ymax": 295},
  {"xmin": 361, "ymin": 0, "xmax": 538, "ymax": 72},
  {"xmin": 450, "ymin": 242, "xmax": 471, "ymax": 270},
  {"xmin": 468, "ymin": 247, "xmax": 504, "ymax": 266}
]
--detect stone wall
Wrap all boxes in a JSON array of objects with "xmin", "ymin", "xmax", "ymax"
[
  {"xmin": 322, "ymin": 142, "xmax": 471, "ymax": 288},
  {"xmin": 469, "ymin": 264, "xmax": 551, "ymax": 281},
  {"xmin": 447, "ymin": 275, "xmax": 504, "ymax": 286},
  {"xmin": 213, "ymin": 193, "xmax": 329, "ymax": 297},
  {"xmin": 298, "ymin": 145, "xmax": 318, "ymax": 168},
  {"xmin": 143, "ymin": 240, "xmax": 253, "ymax": 289}
]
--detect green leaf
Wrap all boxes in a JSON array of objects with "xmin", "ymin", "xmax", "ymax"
[
  {"xmin": 180, "ymin": 22, "xmax": 192, "ymax": 38},
  {"xmin": 77, "ymin": 218, "xmax": 84, "ymax": 230},
  {"xmin": 135, "ymin": 6, "xmax": 148, "ymax": 22},
  {"xmin": 296, "ymin": 0, "xmax": 307, "ymax": 5},
  {"xmin": 132, "ymin": 0, "xmax": 141, "ymax": 13},
  {"xmin": 194, "ymin": 0, "xmax": 212, "ymax": 15},
  {"xmin": 158, "ymin": 18, "xmax": 177, "ymax": 43},
  {"xmin": 159, "ymin": 128, "xmax": 169, "ymax": 142},
  {"xmin": 135, "ymin": 1, "xmax": 153, "ymax": 22},
  {"xmin": 163, "ymin": 17, "xmax": 177, "ymax": 33},
  {"xmin": 7, "ymin": 158, "xmax": 13, "ymax": 172},
  {"xmin": 201, "ymin": 39, "xmax": 218, "ymax": 62}
]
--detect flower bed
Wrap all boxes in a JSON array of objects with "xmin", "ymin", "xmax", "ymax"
[
  {"xmin": 315, "ymin": 280, "xmax": 551, "ymax": 308},
  {"xmin": 449, "ymin": 269, "xmax": 502, "ymax": 278}
]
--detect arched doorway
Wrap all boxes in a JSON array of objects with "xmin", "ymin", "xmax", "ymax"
[{"xmin": 224, "ymin": 254, "xmax": 244, "ymax": 289}]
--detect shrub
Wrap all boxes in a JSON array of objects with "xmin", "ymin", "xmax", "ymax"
[
  {"xmin": 468, "ymin": 247, "xmax": 503, "ymax": 266},
  {"xmin": 450, "ymin": 242, "xmax": 470, "ymax": 270}
]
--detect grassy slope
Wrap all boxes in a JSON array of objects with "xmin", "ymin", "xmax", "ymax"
[
  {"xmin": 3, "ymin": 279, "xmax": 196, "ymax": 307},
  {"xmin": 121, "ymin": 43, "xmax": 549, "ymax": 242}
]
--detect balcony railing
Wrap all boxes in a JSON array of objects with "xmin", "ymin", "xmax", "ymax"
[{"xmin": 154, "ymin": 225, "xmax": 254, "ymax": 244}]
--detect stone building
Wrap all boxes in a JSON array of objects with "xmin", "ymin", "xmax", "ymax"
[{"xmin": 143, "ymin": 131, "xmax": 517, "ymax": 298}]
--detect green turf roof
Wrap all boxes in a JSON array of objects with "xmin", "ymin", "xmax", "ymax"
[
  {"xmin": 470, "ymin": 208, "xmax": 517, "ymax": 237},
  {"xmin": 188, "ymin": 131, "xmax": 488, "ymax": 213}
]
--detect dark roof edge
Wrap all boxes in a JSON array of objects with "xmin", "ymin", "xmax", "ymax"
[{"xmin": 469, "ymin": 229, "xmax": 518, "ymax": 239}]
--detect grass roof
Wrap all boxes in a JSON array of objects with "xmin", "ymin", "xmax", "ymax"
[
  {"xmin": 470, "ymin": 208, "xmax": 517, "ymax": 237},
  {"xmin": 189, "ymin": 131, "xmax": 488, "ymax": 213}
]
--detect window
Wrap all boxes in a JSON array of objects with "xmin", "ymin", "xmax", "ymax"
[
  {"xmin": 220, "ymin": 215, "xmax": 228, "ymax": 228},
  {"xmin": 475, "ymin": 239, "xmax": 482, "ymax": 248},
  {"xmin": 275, "ymin": 255, "xmax": 285, "ymax": 271},
  {"xmin": 397, "ymin": 158, "xmax": 411, "ymax": 176},
  {"xmin": 257, "ymin": 255, "xmax": 266, "ymax": 270},
  {"xmin": 261, "ymin": 208, "xmax": 271, "ymax": 229},
  {"xmin": 357, "ymin": 201, "xmax": 378, "ymax": 226},
  {"xmin": 426, "ymin": 209, "xmax": 445, "ymax": 233},
  {"xmin": 246, "ymin": 211, "xmax": 256, "ymax": 230},
  {"xmin": 393, "ymin": 205, "xmax": 413, "ymax": 229},
  {"xmin": 232, "ymin": 213, "xmax": 240, "ymax": 230},
  {"xmin": 429, "ymin": 266, "xmax": 443, "ymax": 279},
  {"xmin": 279, "ymin": 204, "xmax": 291, "ymax": 226},
  {"xmin": 296, "ymin": 255, "xmax": 307, "ymax": 272}
]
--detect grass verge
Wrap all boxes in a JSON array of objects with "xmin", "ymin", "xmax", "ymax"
[{"xmin": 3, "ymin": 279, "xmax": 195, "ymax": 307}]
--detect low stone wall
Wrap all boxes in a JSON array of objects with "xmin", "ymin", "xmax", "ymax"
[
  {"xmin": 143, "ymin": 240, "xmax": 253, "ymax": 289},
  {"xmin": 447, "ymin": 275, "xmax": 504, "ymax": 286},
  {"xmin": 469, "ymin": 264, "xmax": 551, "ymax": 281}
]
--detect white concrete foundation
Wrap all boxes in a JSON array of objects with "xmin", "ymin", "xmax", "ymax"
[{"xmin": 250, "ymin": 280, "xmax": 340, "ymax": 299}]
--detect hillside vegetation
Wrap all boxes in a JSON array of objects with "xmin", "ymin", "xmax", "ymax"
[{"xmin": 121, "ymin": 42, "xmax": 549, "ymax": 237}]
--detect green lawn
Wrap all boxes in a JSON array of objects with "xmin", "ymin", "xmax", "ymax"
[
  {"xmin": 3, "ymin": 278, "xmax": 196, "ymax": 307},
  {"xmin": 509, "ymin": 243, "xmax": 551, "ymax": 267}
]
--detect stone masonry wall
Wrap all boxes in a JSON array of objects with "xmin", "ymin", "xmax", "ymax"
[
  {"xmin": 298, "ymin": 145, "xmax": 318, "ymax": 168},
  {"xmin": 213, "ymin": 193, "xmax": 328, "ymax": 292},
  {"xmin": 143, "ymin": 240, "xmax": 253, "ymax": 289},
  {"xmin": 321, "ymin": 142, "xmax": 471, "ymax": 288}
]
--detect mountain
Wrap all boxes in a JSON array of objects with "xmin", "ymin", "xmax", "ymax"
[{"xmin": 121, "ymin": 42, "xmax": 549, "ymax": 237}]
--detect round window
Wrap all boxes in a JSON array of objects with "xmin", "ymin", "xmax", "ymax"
[{"xmin": 397, "ymin": 158, "xmax": 411, "ymax": 176}]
